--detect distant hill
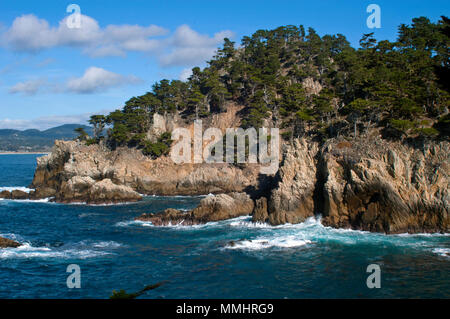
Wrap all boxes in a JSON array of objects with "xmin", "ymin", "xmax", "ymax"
[{"xmin": 0, "ymin": 124, "xmax": 93, "ymax": 152}]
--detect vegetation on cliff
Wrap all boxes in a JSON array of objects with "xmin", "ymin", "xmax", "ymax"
[{"xmin": 79, "ymin": 15, "xmax": 449, "ymax": 155}]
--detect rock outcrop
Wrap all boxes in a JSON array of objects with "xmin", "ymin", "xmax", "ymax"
[
  {"xmin": 0, "ymin": 236, "xmax": 21, "ymax": 248},
  {"xmin": 29, "ymin": 130, "xmax": 449, "ymax": 234},
  {"xmin": 320, "ymin": 137, "xmax": 449, "ymax": 233},
  {"xmin": 30, "ymin": 140, "xmax": 261, "ymax": 203},
  {"xmin": 136, "ymin": 192, "xmax": 254, "ymax": 226},
  {"xmin": 0, "ymin": 190, "xmax": 11, "ymax": 199},
  {"xmin": 264, "ymin": 139, "xmax": 319, "ymax": 225},
  {"xmin": 252, "ymin": 197, "xmax": 268, "ymax": 223},
  {"xmin": 57, "ymin": 177, "xmax": 142, "ymax": 204},
  {"xmin": 254, "ymin": 136, "xmax": 449, "ymax": 234},
  {"xmin": 0, "ymin": 190, "xmax": 31, "ymax": 200}
]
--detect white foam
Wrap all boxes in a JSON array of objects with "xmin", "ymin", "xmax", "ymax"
[
  {"xmin": 0, "ymin": 242, "xmax": 111, "ymax": 259},
  {"xmin": 115, "ymin": 220, "xmax": 154, "ymax": 227},
  {"xmin": 432, "ymin": 248, "xmax": 450, "ymax": 258},
  {"xmin": 115, "ymin": 219, "xmax": 215, "ymax": 229},
  {"xmin": 225, "ymin": 237, "xmax": 312, "ymax": 250},
  {"xmin": 0, "ymin": 186, "xmax": 33, "ymax": 193},
  {"xmin": 92, "ymin": 241, "xmax": 122, "ymax": 249},
  {"xmin": 6, "ymin": 198, "xmax": 52, "ymax": 203},
  {"xmin": 0, "ymin": 237, "xmax": 121, "ymax": 260}
]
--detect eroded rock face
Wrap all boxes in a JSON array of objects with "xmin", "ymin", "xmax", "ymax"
[
  {"xmin": 136, "ymin": 192, "xmax": 254, "ymax": 226},
  {"xmin": 252, "ymin": 197, "xmax": 268, "ymax": 223},
  {"xmin": 0, "ymin": 236, "xmax": 21, "ymax": 248},
  {"xmin": 320, "ymin": 138, "xmax": 449, "ymax": 234},
  {"xmin": 29, "ymin": 133, "xmax": 449, "ymax": 234},
  {"xmin": 266, "ymin": 139, "xmax": 319, "ymax": 225},
  {"xmin": 264, "ymin": 137, "xmax": 449, "ymax": 233},
  {"xmin": 31, "ymin": 140, "xmax": 261, "ymax": 203},
  {"xmin": 56, "ymin": 177, "xmax": 142, "ymax": 204}
]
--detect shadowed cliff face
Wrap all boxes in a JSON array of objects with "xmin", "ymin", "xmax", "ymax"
[{"xmin": 254, "ymin": 137, "xmax": 449, "ymax": 234}]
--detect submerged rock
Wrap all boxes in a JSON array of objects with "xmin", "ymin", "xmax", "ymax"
[
  {"xmin": 0, "ymin": 236, "xmax": 21, "ymax": 248},
  {"xmin": 136, "ymin": 192, "xmax": 254, "ymax": 226}
]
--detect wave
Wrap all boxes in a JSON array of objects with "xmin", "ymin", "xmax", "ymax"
[
  {"xmin": 0, "ymin": 198, "xmax": 52, "ymax": 204},
  {"xmin": 0, "ymin": 235, "xmax": 122, "ymax": 260},
  {"xmin": 225, "ymin": 237, "xmax": 312, "ymax": 250},
  {"xmin": 115, "ymin": 214, "xmax": 449, "ymax": 254},
  {"xmin": 115, "ymin": 219, "xmax": 212, "ymax": 229},
  {"xmin": 0, "ymin": 186, "xmax": 33, "ymax": 193},
  {"xmin": 432, "ymin": 248, "xmax": 450, "ymax": 258},
  {"xmin": 225, "ymin": 217, "xmax": 450, "ymax": 252}
]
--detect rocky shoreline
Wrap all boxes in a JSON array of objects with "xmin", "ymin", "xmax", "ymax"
[
  {"xmin": 23, "ymin": 134, "xmax": 450, "ymax": 234},
  {"xmin": 135, "ymin": 192, "xmax": 254, "ymax": 226}
]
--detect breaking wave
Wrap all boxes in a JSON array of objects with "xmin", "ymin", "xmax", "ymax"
[
  {"xmin": 0, "ymin": 234, "xmax": 122, "ymax": 260},
  {"xmin": 0, "ymin": 186, "xmax": 33, "ymax": 193}
]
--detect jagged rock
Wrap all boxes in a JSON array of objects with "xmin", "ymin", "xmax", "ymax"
[
  {"xmin": 267, "ymin": 139, "xmax": 319, "ymax": 225},
  {"xmin": 191, "ymin": 192, "xmax": 254, "ymax": 222},
  {"xmin": 56, "ymin": 177, "xmax": 141, "ymax": 204},
  {"xmin": 88, "ymin": 179, "xmax": 142, "ymax": 204},
  {"xmin": 31, "ymin": 139, "xmax": 261, "ymax": 203},
  {"xmin": 11, "ymin": 190, "xmax": 29, "ymax": 200},
  {"xmin": 29, "ymin": 187, "xmax": 56, "ymax": 199},
  {"xmin": 137, "ymin": 209, "xmax": 193, "ymax": 226},
  {"xmin": 0, "ymin": 236, "xmax": 21, "ymax": 248},
  {"xmin": 136, "ymin": 192, "xmax": 254, "ymax": 226},
  {"xmin": 0, "ymin": 190, "xmax": 11, "ymax": 199},
  {"xmin": 320, "ymin": 138, "xmax": 449, "ymax": 234},
  {"xmin": 265, "ymin": 137, "xmax": 449, "ymax": 233},
  {"xmin": 252, "ymin": 197, "xmax": 268, "ymax": 223}
]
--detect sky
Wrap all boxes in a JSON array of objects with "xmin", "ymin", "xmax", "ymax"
[{"xmin": 0, "ymin": 0, "xmax": 448, "ymax": 130}]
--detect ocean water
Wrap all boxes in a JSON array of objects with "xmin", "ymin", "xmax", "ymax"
[{"xmin": 0, "ymin": 154, "xmax": 449, "ymax": 299}]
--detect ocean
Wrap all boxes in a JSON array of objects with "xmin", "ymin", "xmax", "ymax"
[{"xmin": 0, "ymin": 154, "xmax": 449, "ymax": 298}]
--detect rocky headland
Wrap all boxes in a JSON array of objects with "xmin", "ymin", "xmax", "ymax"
[{"xmin": 20, "ymin": 131, "xmax": 449, "ymax": 234}]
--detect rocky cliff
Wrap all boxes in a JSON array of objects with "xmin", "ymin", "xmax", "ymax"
[
  {"xmin": 253, "ymin": 136, "xmax": 449, "ymax": 234},
  {"xmin": 24, "ymin": 131, "xmax": 449, "ymax": 233},
  {"xmin": 29, "ymin": 140, "xmax": 261, "ymax": 203}
]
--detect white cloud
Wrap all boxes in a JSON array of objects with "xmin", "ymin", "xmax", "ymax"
[
  {"xmin": 0, "ymin": 14, "xmax": 234, "ymax": 67},
  {"xmin": 161, "ymin": 25, "xmax": 234, "ymax": 67},
  {"xmin": 66, "ymin": 67, "xmax": 141, "ymax": 94},
  {"xmin": 9, "ymin": 78, "xmax": 47, "ymax": 95},
  {"xmin": 1, "ymin": 14, "xmax": 166, "ymax": 56},
  {"xmin": 8, "ymin": 67, "xmax": 141, "ymax": 95}
]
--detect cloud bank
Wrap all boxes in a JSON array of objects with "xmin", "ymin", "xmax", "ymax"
[
  {"xmin": 0, "ymin": 14, "xmax": 234, "ymax": 67},
  {"xmin": 66, "ymin": 67, "xmax": 141, "ymax": 94},
  {"xmin": 8, "ymin": 67, "xmax": 141, "ymax": 95}
]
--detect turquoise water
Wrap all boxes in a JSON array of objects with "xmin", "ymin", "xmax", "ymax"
[{"xmin": 0, "ymin": 154, "xmax": 449, "ymax": 298}]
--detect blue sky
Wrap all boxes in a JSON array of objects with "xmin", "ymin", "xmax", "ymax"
[{"xmin": 0, "ymin": 0, "xmax": 448, "ymax": 130}]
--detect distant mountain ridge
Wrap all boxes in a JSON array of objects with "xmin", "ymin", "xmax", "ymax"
[{"xmin": 0, "ymin": 124, "xmax": 93, "ymax": 152}]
